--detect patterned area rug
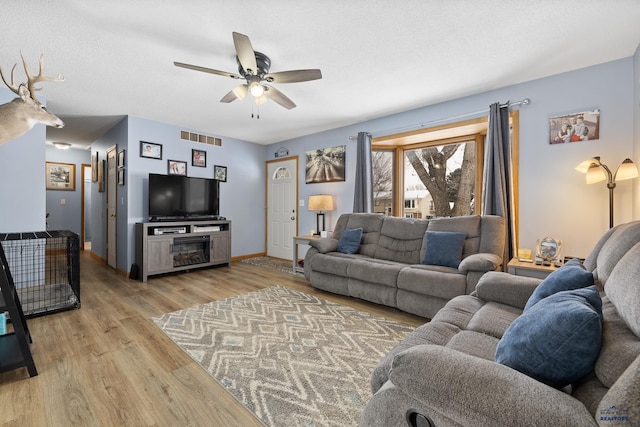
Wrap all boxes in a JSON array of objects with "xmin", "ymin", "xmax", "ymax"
[
  {"xmin": 239, "ymin": 256, "xmax": 296, "ymax": 274},
  {"xmin": 151, "ymin": 286, "xmax": 413, "ymax": 426}
]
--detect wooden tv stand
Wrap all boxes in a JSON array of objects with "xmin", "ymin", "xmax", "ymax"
[{"xmin": 135, "ymin": 220, "xmax": 231, "ymax": 282}]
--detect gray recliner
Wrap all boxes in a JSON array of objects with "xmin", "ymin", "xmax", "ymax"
[{"xmin": 361, "ymin": 220, "xmax": 640, "ymax": 427}]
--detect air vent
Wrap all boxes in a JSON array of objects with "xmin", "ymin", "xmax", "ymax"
[{"xmin": 180, "ymin": 130, "xmax": 222, "ymax": 147}]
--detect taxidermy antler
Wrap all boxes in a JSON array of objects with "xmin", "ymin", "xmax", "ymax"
[{"xmin": 0, "ymin": 53, "xmax": 64, "ymax": 146}]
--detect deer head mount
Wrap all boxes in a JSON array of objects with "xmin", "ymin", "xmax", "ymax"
[{"xmin": 0, "ymin": 53, "xmax": 64, "ymax": 146}]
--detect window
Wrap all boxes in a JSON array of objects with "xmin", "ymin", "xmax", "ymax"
[
  {"xmin": 372, "ymin": 151, "xmax": 394, "ymax": 216},
  {"xmin": 372, "ymin": 114, "xmax": 519, "ymax": 220},
  {"xmin": 403, "ymin": 140, "xmax": 476, "ymax": 218}
]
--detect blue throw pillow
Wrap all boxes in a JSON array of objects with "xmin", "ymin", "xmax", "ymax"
[
  {"xmin": 495, "ymin": 286, "xmax": 603, "ymax": 388},
  {"xmin": 421, "ymin": 231, "xmax": 466, "ymax": 268},
  {"xmin": 524, "ymin": 258, "xmax": 594, "ymax": 311},
  {"xmin": 337, "ymin": 228, "xmax": 363, "ymax": 254}
]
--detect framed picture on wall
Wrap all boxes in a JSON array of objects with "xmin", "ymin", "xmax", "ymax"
[
  {"xmin": 305, "ymin": 145, "xmax": 346, "ymax": 183},
  {"xmin": 98, "ymin": 160, "xmax": 105, "ymax": 192},
  {"xmin": 168, "ymin": 160, "xmax": 187, "ymax": 176},
  {"xmin": 192, "ymin": 149, "xmax": 206, "ymax": 167},
  {"xmin": 91, "ymin": 152, "xmax": 98, "ymax": 182},
  {"xmin": 140, "ymin": 141, "xmax": 163, "ymax": 159},
  {"xmin": 117, "ymin": 169, "xmax": 125, "ymax": 186},
  {"xmin": 549, "ymin": 110, "xmax": 600, "ymax": 144},
  {"xmin": 214, "ymin": 165, "xmax": 227, "ymax": 182},
  {"xmin": 117, "ymin": 150, "xmax": 125, "ymax": 168},
  {"xmin": 46, "ymin": 162, "xmax": 76, "ymax": 191}
]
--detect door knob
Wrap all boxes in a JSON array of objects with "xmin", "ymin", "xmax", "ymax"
[{"xmin": 291, "ymin": 216, "xmax": 296, "ymax": 220}]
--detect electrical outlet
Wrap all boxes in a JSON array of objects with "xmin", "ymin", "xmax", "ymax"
[{"xmin": 60, "ymin": 199, "xmax": 66, "ymax": 205}]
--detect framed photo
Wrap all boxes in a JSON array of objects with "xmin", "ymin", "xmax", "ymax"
[
  {"xmin": 536, "ymin": 237, "xmax": 562, "ymax": 262},
  {"xmin": 98, "ymin": 160, "xmax": 105, "ymax": 192},
  {"xmin": 91, "ymin": 152, "xmax": 98, "ymax": 182},
  {"xmin": 117, "ymin": 169, "xmax": 125, "ymax": 186},
  {"xmin": 549, "ymin": 110, "xmax": 600, "ymax": 144},
  {"xmin": 168, "ymin": 160, "xmax": 187, "ymax": 176},
  {"xmin": 214, "ymin": 165, "xmax": 227, "ymax": 182},
  {"xmin": 46, "ymin": 162, "xmax": 76, "ymax": 191},
  {"xmin": 305, "ymin": 145, "xmax": 346, "ymax": 184},
  {"xmin": 192, "ymin": 149, "xmax": 206, "ymax": 167},
  {"xmin": 117, "ymin": 149, "xmax": 125, "ymax": 168},
  {"xmin": 140, "ymin": 141, "xmax": 162, "ymax": 159}
]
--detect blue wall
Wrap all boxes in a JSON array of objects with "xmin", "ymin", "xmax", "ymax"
[
  {"xmin": 90, "ymin": 117, "xmax": 129, "ymax": 268},
  {"xmin": 45, "ymin": 146, "xmax": 90, "ymax": 235},
  {"xmin": 90, "ymin": 116, "xmax": 267, "ymax": 273},
  {"xmin": 267, "ymin": 57, "xmax": 637, "ymax": 258},
  {"xmin": 0, "ymin": 89, "xmax": 47, "ymax": 232},
  {"xmin": 4, "ymin": 52, "xmax": 639, "ymax": 264}
]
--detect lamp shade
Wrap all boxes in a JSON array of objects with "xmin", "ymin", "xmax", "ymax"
[
  {"xmin": 615, "ymin": 158, "xmax": 639, "ymax": 181},
  {"xmin": 586, "ymin": 164, "xmax": 607, "ymax": 184},
  {"xmin": 308, "ymin": 195, "xmax": 334, "ymax": 212},
  {"xmin": 575, "ymin": 157, "xmax": 600, "ymax": 174}
]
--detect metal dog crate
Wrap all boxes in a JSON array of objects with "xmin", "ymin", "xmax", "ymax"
[{"xmin": 0, "ymin": 230, "xmax": 80, "ymax": 318}]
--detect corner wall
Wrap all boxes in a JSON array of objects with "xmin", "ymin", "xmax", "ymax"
[
  {"xmin": 45, "ymin": 146, "xmax": 90, "ymax": 235},
  {"xmin": 633, "ymin": 43, "xmax": 640, "ymax": 218},
  {"xmin": 90, "ymin": 116, "xmax": 267, "ymax": 273},
  {"xmin": 0, "ymin": 88, "xmax": 47, "ymax": 232}
]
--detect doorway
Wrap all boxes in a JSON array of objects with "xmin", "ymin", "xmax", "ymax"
[
  {"xmin": 81, "ymin": 163, "xmax": 91, "ymax": 251},
  {"xmin": 266, "ymin": 157, "xmax": 298, "ymax": 260},
  {"xmin": 106, "ymin": 146, "xmax": 117, "ymax": 269}
]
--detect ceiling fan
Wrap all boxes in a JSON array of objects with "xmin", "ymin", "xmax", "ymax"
[{"xmin": 174, "ymin": 32, "xmax": 322, "ymax": 111}]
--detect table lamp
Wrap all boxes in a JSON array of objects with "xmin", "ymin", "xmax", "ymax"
[{"xmin": 308, "ymin": 195, "xmax": 334, "ymax": 236}]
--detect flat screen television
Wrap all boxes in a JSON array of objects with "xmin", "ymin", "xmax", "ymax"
[{"xmin": 148, "ymin": 173, "xmax": 219, "ymax": 221}]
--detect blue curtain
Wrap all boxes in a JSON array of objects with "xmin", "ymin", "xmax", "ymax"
[
  {"xmin": 482, "ymin": 102, "xmax": 515, "ymax": 269},
  {"xmin": 353, "ymin": 132, "xmax": 373, "ymax": 213}
]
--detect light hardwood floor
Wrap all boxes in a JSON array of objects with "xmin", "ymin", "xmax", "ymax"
[{"xmin": 0, "ymin": 252, "xmax": 425, "ymax": 426}]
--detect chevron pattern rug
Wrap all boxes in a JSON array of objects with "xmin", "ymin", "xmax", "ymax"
[{"xmin": 151, "ymin": 285, "xmax": 414, "ymax": 426}]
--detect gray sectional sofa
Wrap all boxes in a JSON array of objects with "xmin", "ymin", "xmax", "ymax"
[
  {"xmin": 360, "ymin": 220, "xmax": 640, "ymax": 427},
  {"xmin": 304, "ymin": 213, "xmax": 505, "ymax": 319}
]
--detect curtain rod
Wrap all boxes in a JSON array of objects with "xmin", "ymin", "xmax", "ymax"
[{"xmin": 348, "ymin": 98, "xmax": 530, "ymax": 140}]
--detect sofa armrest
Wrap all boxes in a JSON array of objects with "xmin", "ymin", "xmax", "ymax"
[
  {"xmin": 474, "ymin": 271, "xmax": 541, "ymax": 309},
  {"xmin": 458, "ymin": 253, "xmax": 501, "ymax": 273},
  {"xmin": 308, "ymin": 237, "xmax": 338, "ymax": 254},
  {"xmin": 389, "ymin": 345, "xmax": 597, "ymax": 427}
]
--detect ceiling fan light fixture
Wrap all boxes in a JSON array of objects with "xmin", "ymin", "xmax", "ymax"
[{"xmin": 249, "ymin": 82, "xmax": 264, "ymax": 97}]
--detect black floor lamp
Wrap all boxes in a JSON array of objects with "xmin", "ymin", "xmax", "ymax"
[
  {"xmin": 308, "ymin": 195, "xmax": 334, "ymax": 236},
  {"xmin": 576, "ymin": 156, "xmax": 638, "ymax": 228}
]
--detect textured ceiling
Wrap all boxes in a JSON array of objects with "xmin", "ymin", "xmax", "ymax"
[{"xmin": 2, "ymin": 1, "xmax": 640, "ymax": 148}]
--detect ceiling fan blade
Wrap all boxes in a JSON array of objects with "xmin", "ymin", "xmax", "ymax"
[
  {"xmin": 174, "ymin": 61, "xmax": 241, "ymax": 79},
  {"xmin": 232, "ymin": 32, "xmax": 258, "ymax": 75},
  {"xmin": 263, "ymin": 85, "xmax": 296, "ymax": 110},
  {"xmin": 220, "ymin": 84, "xmax": 248, "ymax": 103},
  {"xmin": 264, "ymin": 69, "xmax": 322, "ymax": 84}
]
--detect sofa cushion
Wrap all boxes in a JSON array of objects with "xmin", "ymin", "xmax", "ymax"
[
  {"xmin": 347, "ymin": 258, "xmax": 405, "ymax": 286},
  {"xmin": 337, "ymin": 227, "xmax": 362, "ymax": 254},
  {"xmin": 495, "ymin": 286, "xmax": 603, "ymax": 388},
  {"xmin": 524, "ymin": 258, "xmax": 594, "ymax": 311},
  {"xmin": 374, "ymin": 216, "xmax": 429, "ymax": 264},
  {"xmin": 426, "ymin": 215, "xmax": 481, "ymax": 257},
  {"xmin": 333, "ymin": 213, "xmax": 382, "ymax": 257},
  {"xmin": 421, "ymin": 231, "xmax": 466, "ymax": 268}
]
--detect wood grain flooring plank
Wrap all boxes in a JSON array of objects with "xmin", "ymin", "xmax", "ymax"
[{"xmin": 0, "ymin": 252, "xmax": 424, "ymax": 426}]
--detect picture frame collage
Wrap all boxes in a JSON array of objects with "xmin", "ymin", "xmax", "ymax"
[{"xmin": 139, "ymin": 140, "xmax": 227, "ymax": 182}]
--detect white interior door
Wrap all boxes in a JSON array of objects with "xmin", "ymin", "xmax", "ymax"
[
  {"xmin": 267, "ymin": 157, "xmax": 298, "ymax": 259},
  {"xmin": 106, "ymin": 146, "xmax": 117, "ymax": 269}
]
